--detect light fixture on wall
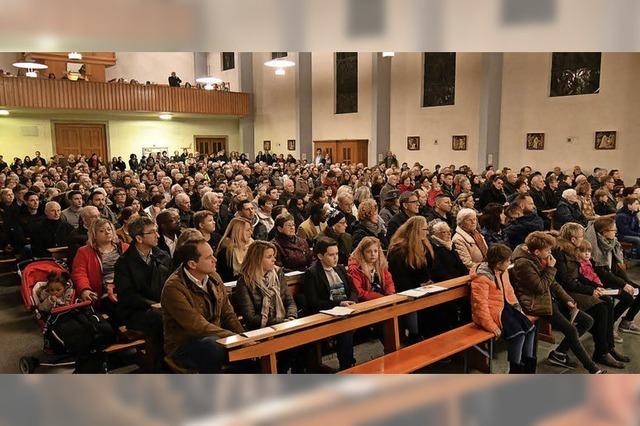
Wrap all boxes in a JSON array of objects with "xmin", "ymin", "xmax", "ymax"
[
  {"xmin": 0, "ymin": 109, "xmax": 9, "ymax": 116},
  {"xmin": 264, "ymin": 58, "xmax": 295, "ymax": 76},
  {"xmin": 382, "ymin": 52, "xmax": 395, "ymax": 57},
  {"xmin": 68, "ymin": 52, "xmax": 82, "ymax": 61},
  {"xmin": 13, "ymin": 61, "xmax": 48, "ymax": 78},
  {"xmin": 159, "ymin": 113, "xmax": 173, "ymax": 120}
]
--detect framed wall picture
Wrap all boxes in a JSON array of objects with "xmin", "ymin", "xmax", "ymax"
[
  {"xmin": 287, "ymin": 139, "xmax": 296, "ymax": 151},
  {"xmin": 407, "ymin": 136, "xmax": 420, "ymax": 151},
  {"xmin": 595, "ymin": 131, "xmax": 616, "ymax": 150},
  {"xmin": 452, "ymin": 135, "xmax": 467, "ymax": 151},
  {"xmin": 526, "ymin": 133, "xmax": 545, "ymax": 150},
  {"xmin": 263, "ymin": 140, "xmax": 271, "ymax": 151}
]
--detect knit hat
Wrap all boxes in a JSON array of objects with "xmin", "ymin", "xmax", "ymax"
[{"xmin": 327, "ymin": 209, "xmax": 346, "ymax": 227}]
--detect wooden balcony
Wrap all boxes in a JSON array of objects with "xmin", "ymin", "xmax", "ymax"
[{"xmin": 0, "ymin": 76, "xmax": 250, "ymax": 116}]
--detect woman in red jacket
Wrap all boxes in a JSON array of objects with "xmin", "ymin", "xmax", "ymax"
[
  {"xmin": 71, "ymin": 218, "xmax": 128, "ymax": 317},
  {"xmin": 470, "ymin": 243, "xmax": 536, "ymax": 373},
  {"xmin": 347, "ymin": 236, "xmax": 395, "ymax": 301}
]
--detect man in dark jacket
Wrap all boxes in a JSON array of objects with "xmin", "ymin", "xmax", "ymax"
[
  {"xmin": 302, "ymin": 237, "xmax": 356, "ymax": 370},
  {"xmin": 236, "ymin": 199, "xmax": 268, "ymax": 241},
  {"xmin": 30, "ymin": 201, "xmax": 74, "ymax": 258},
  {"xmin": 168, "ymin": 71, "xmax": 181, "ymax": 87},
  {"xmin": 478, "ymin": 176, "xmax": 507, "ymax": 210},
  {"xmin": 115, "ymin": 216, "xmax": 172, "ymax": 371},
  {"xmin": 387, "ymin": 191, "xmax": 419, "ymax": 239},
  {"xmin": 615, "ymin": 196, "xmax": 640, "ymax": 253},
  {"xmin": 161, "ymin": 237, "xmax": 244, "ymax": 373},
  {"xmin": 426, "ymin": 194, "xmax": 456, "ymax": 230},
  {"xmin": 555, "ymin": 189, "xmax": 588, "ymax": 229},
  {"xmin": 505, "ymin": 194, "xmax": 544, "ymax": 248}
]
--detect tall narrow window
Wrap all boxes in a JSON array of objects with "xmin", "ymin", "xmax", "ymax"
[
  {"xmin": 272, "ymin": 52, "xmax": 288, "ymax": 59},
  {"xmin": 550, "ymin": 53, "xmax": 601, "ymax": 97},
  {"xmin": 423, "ymin": 53, "xmax": 456, "ymax": 107},
  {"xmin": 336, "ymin": 52, "xmax": 358, "ymax": 114},
  {"xmin": 222, "ymin": 52, "xmax": 235, "ymax": 71}
]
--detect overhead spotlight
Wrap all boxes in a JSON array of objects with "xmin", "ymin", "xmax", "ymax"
[
  {"xmin": 25, "ymin": 71, "xmax": 37, "ymax": 78},
  {"xmin": 382, "ymin": 52, "xmax": 395, "ymax": 57},
  {"xmin": 159, "ymin": 113, "xmax": 173, "ymax": 120},
  {"xmin": 13, "ymin": 61, "xmax": 47, "ymax": 78},
  {"xmin": 0, "ymin": 110, "xmax": 9, "ymax": 116},
  {"xmin": 68, "ymin": 52, "xmax": 82, "ymax": 60},
  {"xmin": 265, "ymin": 59, "xmax": 295, "ymax": 76}
]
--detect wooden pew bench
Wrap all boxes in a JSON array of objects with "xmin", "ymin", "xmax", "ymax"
[{"xmin": 339, "ymin": 323, "xmax": 494, "ymax": 374}]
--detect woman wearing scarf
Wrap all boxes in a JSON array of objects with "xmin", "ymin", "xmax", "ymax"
[
  {"xmin": 452, "ymin": 208, "xmax": 488, "ymax": 270},
  {"xmin": 351, "ymin": 198, "xmax": 388, "ymax": 250},
  {"xmin": 233, "ymin": 241, "xmax": 299, "ymax": 372},
  {"xmin": 585, "ymin": 217, "xmax": 640, "ymax": 335}
]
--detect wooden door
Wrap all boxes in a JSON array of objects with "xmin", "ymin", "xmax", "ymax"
[
  {"xmin": 195, "ymin": 136, "xmax": 227, "ymax": 155},
  {"xmin": 54, "ymin": 123, "xmax": 108, "ymax": 160},
  {"xmin": 314, "ymin": 141, "xmax": 337, "ymax": 163}
]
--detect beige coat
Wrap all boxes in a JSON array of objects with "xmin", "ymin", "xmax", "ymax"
[
  {"xmin": 297, "ymin": 218, "xmax": 327, "ymax": 243},
  {"xmin": 452, "ymin": 227, "xmax": 486, "ymax": 270}
]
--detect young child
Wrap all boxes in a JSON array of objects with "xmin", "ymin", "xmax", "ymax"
[
  {"xmin": 37, "ymin": 271, "xmax": 74, "ymax": 313},
  {"xmin": 576, "ymin": 239, "xmax": 604, "ymax": 288},
  {"xmin": 593, "ymin": 189, "xmax": 616, "ymax": 216},
  {"xmin": 471, "ymin": 244, "xmax": 537, "ymax": 373}
]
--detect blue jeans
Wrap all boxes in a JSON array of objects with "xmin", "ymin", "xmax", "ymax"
[
  {"xmin": 172, "ymin": 335, "xmax": 227, "ymax": 373},
  {"xmin": 506, "ymin": 327, "xmax": 536, "ymax": 364}
]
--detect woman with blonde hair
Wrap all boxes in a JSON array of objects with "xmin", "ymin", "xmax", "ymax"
[
  {"xmin": 216, "ymin": 217, "xmax": 253, "ymax": 282},
  {"xmin": 348, "ymin": 236, "xmax": 395, "ymax": 301},
  {"xmin": 351, "ymin": 198, "xmax": 388, "ymax": 249},
  {"xmin": 72, "ymin": 218, "xmax": 128, "ymax": 319},
  {"xmin": 388, "ymin": 216, "xmax": 434, "ymax": 341}
]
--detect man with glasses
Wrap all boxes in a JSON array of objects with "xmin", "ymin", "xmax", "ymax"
[
  {"xmin": 115, "ymin": 216, "xmax": 172, "ymax": 371},
  {"xmin": 387, "ymin": 191, "xmax": 420, "ymax": 239}
]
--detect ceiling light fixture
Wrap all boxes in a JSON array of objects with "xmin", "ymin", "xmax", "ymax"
[
  {"xmin": 13, "ymin": 61, "xmax": 48, "ymax": 78},
  {"xmin": 68, "ymin": 52, "xmax": 82, "ymax": 60},
  {"xmin": 264, "ymin": 58, "xmax": 295, "ymax": 76},
  {"xmin": 196, "ymin": 76, "xmax": 223, "ymax": 85},
  {"xmin": 159, "ymin": 113, "xmax": 173, "ymax": 120},
  {"xmin": 382, "ymin": 52, "xmax": 395, "ymax": 57},
  {"xmin": 204, "ymin": 84, "xmax": 214, "ymax": 91}
]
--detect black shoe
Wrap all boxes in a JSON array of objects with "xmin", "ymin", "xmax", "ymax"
[
  {"xmin": 593, "ymin": 353, "xmax": 625, "ymax": 369},
  {"xmin": 547, "ymin": 350, "xmax": 577, "ymax": 369},
  {"xmin": 508, "ymin": 362, "xmax": 524, "ymax": 374},
  {"xmin": 609, "ymin": 349, "xmax": 631, "ymax": 363}
]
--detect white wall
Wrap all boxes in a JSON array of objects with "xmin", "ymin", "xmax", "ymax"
[
  {"xmin": 252, "ymin": 52, "xmax": 298, "ymax": 157},
  {"xmin": 206, "ymin": 52, "xmax": 240, "ymax": 92},
  {"xmin": 390, "ymin": 52, "xmax": 482, "ymax": 170},
  {"xmin": 105, "ymin": 52, "xmax": 195, "ymax": 85},
  {"xmin": 0, "ymin": 115, "xmax": 240, "ymax": 162},
  {"xmin": 499, "ymin": 53, "xmax": 640, "ymax": 178}
]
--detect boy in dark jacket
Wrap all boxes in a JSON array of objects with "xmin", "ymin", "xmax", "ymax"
[
  {"xmin": 615, "ymin": 196, "xmax": 640, "ymax": 255},
  {"xmin": 510, "ymin": 231, "xmax": 604, "ymax": 374}
]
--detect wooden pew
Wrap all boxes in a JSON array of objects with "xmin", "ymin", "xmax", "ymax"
[
  {"xmin": 47, "ymin": 246, "xmax": 70, "ymax": 261},
  {"xmin": 218, "ymin": 276, "xmax": 471, "ymax": 373},
  {"xmin": 339, "ymin": 323, "xmax": 494, "ymax": 374}
]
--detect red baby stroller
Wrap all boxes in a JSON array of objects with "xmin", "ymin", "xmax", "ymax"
[{"xmin": 18, "ymin": 258, "xmax": 146, "ymax": 373}]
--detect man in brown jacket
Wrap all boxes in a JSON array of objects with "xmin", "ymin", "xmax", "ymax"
[
  {"xmin": 161, "ymin": 236, "xmax": 244, "ymax": 373},
  {"xmin": 510, "ymin": 231, "xmax": 604, "ymax": 374}
]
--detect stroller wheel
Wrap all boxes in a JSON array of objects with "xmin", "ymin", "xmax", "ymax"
[{"xmin": 19, "ymin": 357, "xmax": 38, "ymax": 374}]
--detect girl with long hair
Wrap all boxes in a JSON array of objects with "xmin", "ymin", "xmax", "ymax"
[
  {"xmin": 215, "ymin": 217, "xmax": 253, "ymax": 282},
  {"xmin": 347, "ymin": 237, "xmax": 395, "ymax": 301}
]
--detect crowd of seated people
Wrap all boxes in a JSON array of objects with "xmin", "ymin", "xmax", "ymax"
[{"xmin": 2, "ymin": 148, "xmax": 640, "ymax": 374}]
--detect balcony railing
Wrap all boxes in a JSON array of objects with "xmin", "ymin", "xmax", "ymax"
[{"xmin": 0, "ymin": 76, "xmax": 250, "ymax": 116}]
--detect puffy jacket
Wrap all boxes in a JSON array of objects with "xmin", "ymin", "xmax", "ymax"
[
  {"xmin": 470, "ymin": 263, "xmax": 520, "ymax": 335},
  {"xmin": 347, "ymin": 257, "xmax": 395, "ymax": 301},
  {"xmin": 504, "ymin": 213, "xmax": 544, "ymax": 248},
  {"xmin": 554, "ymin": 200, "xmax": 588, "ymax": 229},
  {"xmin": 616, "ymin": 206, "xmax": 640, "ymax": 238},
  {"xmin": 509, "ymin": 245, "xmax": 573, "ymax": 316},
  {"xmin": 452, "ymin": 227, "xmax": 486, "ymax": 270}
]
